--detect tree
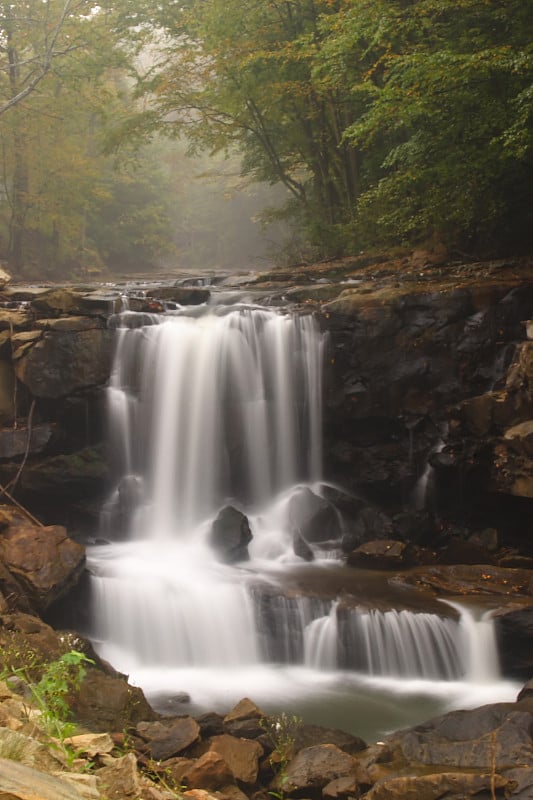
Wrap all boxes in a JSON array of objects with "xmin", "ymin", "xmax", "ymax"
[{"xmin": 0, "ymin": 1, "xmax": 93, "ymax": 116}]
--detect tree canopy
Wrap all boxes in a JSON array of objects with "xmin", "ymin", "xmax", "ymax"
[
  {"xmin": 128, "ymin": 0, "xmax": 533, "ymax": 257},
  {"xmin": 0, "ymin": 0, "xmax": 531, "ymax": 276}
]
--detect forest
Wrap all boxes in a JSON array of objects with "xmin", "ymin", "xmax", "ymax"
[{"xmin": 0, "ymin": 0, "xmax": 532, "ymax": 279}]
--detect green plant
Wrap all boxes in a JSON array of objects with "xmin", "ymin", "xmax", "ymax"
[
  {"xmin": 0, "ymin": 649, "xmax": 94, "ymax": 767},
  {"xmin": 260, "ymin": 712, "xmax": 302, "ymax": 800}
]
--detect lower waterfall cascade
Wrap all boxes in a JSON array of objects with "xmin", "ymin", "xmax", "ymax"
[{"xmin": 87, "ymin": 304, "xmax": 519, "ymax": 740}]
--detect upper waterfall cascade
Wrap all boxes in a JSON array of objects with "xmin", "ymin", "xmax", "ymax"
[{"xmin": 87, "ymin": 304, "xmax": 517, "ymax": 737}]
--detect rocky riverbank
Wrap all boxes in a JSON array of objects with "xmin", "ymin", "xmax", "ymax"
[{"xmin": 1, "ymin": 254, "xmax": 533, "ymax": 798}]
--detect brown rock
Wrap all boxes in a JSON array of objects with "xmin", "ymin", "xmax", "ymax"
[
  {"xmin": 362, "ymin": 771, "xmax": 508, "ymax": 800},
  {"xmin": 0, "ymin": 361, "xmax": 15, "ymax": 423},
  {"xmin": 73, "ymin": 670, "xmax": 155, "ymax": 732},
  {"xmin": 183, "ymin": 751, "xmax": 234, "ymax": 790},
  {"xmin": 209, "ymin": 734, "xmax": 263, "ymax": 784},
  {"xmin": 0, "ymin": 509, "xmax": 85, "ymax": 612},
  {"xmin": 224, "ymin": 698, "xmax": 265, "ymax": 724},
  {"xmin": 0, "ymin": 308, "xmax": 33, "ymax": 331},
  {"xmin": 388, "ymin": 703, "xmax": 533, "ymax": 770},
  {"xmin": 31, "ymin": 288, "xmax": 85, "ymax": 316},
  {"xmin": 183, "ymin": 791, "xmax": 219, "ymax": 800},
  {"xmin": 14, "ymin": 327, "xmax": 112, "ymax": 398},
  {"xmin": 282, "ymin": 744, "xmax": 356, "ymax": 794},
  {"xmin": 322, "ymin": 775, "xmax": 360, "ymax": 799},
  {"xmin": 96, "ymin": 752, "xmax": 143, "ymax": 798},
  {"xmin": 137, "ymin": 717, "xmax": 200, "ymax": 760},
  {"xmin": 161, "ymin": 756, "xmax": 195, "ymax": 785},
  {"xmin": 0, "ymin": 757, "xmax": 85, "ymax": 800},
  {"xmin": 347, "ymin": 540, "xmax": 414, "ymax": 570}
]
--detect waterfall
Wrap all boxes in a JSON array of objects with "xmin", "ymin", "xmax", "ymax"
[{"xmin": 87, "ymin": 304, "xmax": 517, "ymax": 736}]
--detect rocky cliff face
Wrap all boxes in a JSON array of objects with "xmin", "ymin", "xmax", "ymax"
[
  {"xmin": 0, "ymin": 260, "xmax": 532, "ymax": 553},
  {"xmin": 322, "ymin": 272, "xmax": 533, "ymax": 555}
]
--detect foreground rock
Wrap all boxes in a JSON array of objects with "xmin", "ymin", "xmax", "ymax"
[{"xmin": 1, "ymin": 667, "xmax": 533, "ymax": 800}]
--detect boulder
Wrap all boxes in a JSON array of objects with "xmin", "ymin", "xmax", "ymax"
[
  {"xmin": 322, "ymin": 775, "xmax": 360, "ymax": 799},
  {"xmin": 136, "ymin": 717, "xmax": 200, "ymax": 760},
  {"xmin": 160, "ymin": 757, "xmax": 195, "ymax": 786},
  {"xmin": 209, "ymin": 507, "xmax": 253, "ymax": 564},
  {"xmin": 183, "ymin": 751, "xmax": 234, "ymax": 790},
  {"xmin": 31, "ymin": 288, "xmax": 85, "ymax": 316},
  {"xmin": 72, "ymin": 669, "xmax": 155, "ymax": 732},
  {"xmin": 223, "ymin": 698, "xmax": 266, "ymax": 739},
  {"xmin": 196, "ymin": 712, "xmax": 225, "ymax": 738},
  {"xmin": 294, "ymin": 724, "xmax": 366, "ymax": 756},
  {"xmin": 282, "ymin": 744, "xmax": 356, "ymax": 794},
  {"xmin": 288, "ymin": 488, "xmax": 341, "ymax": 546},
  {"xmin": 14, "ymin": 326, "xmax": 113, "ymax": 398},
  {"xmin": 209, "ymin": 734, "xmax": 263, "ymax": 784},
  {"xmin": 341, "ymin": 507, "xmax": 395, "ymax": 554},
  {"xmin": 96, "ymin": 752, "xmax": 143, "ymax": 798},
  {"xmin": 64, "ymin": 732, "xmax": 115, "ymax": 758},
  {"xmin": 0, "ymin": 423, "xmax": 57, "ymax": 460},
  {"xmin": 0, "ymin": 507, "xmax": 85, "ymax": 612}
]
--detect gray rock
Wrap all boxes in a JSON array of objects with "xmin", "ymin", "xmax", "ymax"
[{"xmin": 209, "ymin": 506, "xmax": 253, "ymax": 564}]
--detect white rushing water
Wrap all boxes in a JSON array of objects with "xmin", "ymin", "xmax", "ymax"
[{"xmin": 88, "ymin": 305, "xmax": 519, "ymax": 740}]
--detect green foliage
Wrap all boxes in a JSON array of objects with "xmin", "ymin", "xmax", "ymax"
[
  {"xmin": 260, "ymin": 712, "xmax": 302, "ymax": 799},
  {"xmin": 126, "ymin": 0, "xmax": 533, "ymax": 257},
  {"xmin": 0, "ymin": 649, "xmax": 94, "ymax": 765}
]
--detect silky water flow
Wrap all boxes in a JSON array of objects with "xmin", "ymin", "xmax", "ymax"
[{"xmin": 87, "ymin": 305, "xmax": 518, "ymax": 740}]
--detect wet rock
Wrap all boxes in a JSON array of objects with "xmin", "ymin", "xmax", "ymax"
[
  {"xmin": 391, "ymin": 564, "xmax": 533, "ymax": 597},
  {"xmin": 288, "ymin": 488, "xmax": 341, "ymax": 546},
  {"xmin": 137, "ymin": 717, "xmax": 200, "ymax": 760},
  {"xmin": 0, "ymin": 757, "xmax": 85, "ymax": 800},
  {"xmin": 341, "ymin": 507, "xmax": 395, "ymax": 554},
  {"xmin": 154, "ymin": 286, "xmax": 211, "ymax": 305},
  {"xmin": 0, "ymin": 423, "xmax": 57, "ymax": 460},
  {"xmin": 209, "ymin": 506, "xmax": 253, "ymax": 564},
  {"xmin": 196, "ymin": 712, "xmax": 225, "ymax": 738},
  {"xmin": 0, "ymin": 507, "xmax": 85, "ymax": 612},
  {"xmin": 10, "ymin": 445, "xmax": 108, "ymax": 508},
  {"xmin": 517, "ymin": 680, "xmax": 533, "ymax": 701},
  {"xmin": 361, "ymin": 771, "xmax": 508, "ymax": 800},
  {"xmin": 282, "ymin": 744, "xmax": 356, "ymax": 794},
  {"xmin": 437, "ymin": 537, "xmax": 495, "ymax": 566},
  {"xmin": 495, "ymin": 606, "xmax": 533, "ymax": 680},
  {"xmin": 183, "ymin": 751, "xmax": 234, "ymax": 790},
  {"xmin": 31, "ymin": 288, "xmax": 85, "ymax": 316},
  {"xmin": 387, "ymin": 702, "xmax": 533, "ymax": 769},
  {"xmin": 347, "ymin": 540, "xmax": 414, "ymax": 570},
  {"xmin": 294, "ymin": 724, "xmax": 366, "ymax": 756},
  {"xmin": 14, "ymin": 326, "xmax": 113, "ymax": 398}
]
